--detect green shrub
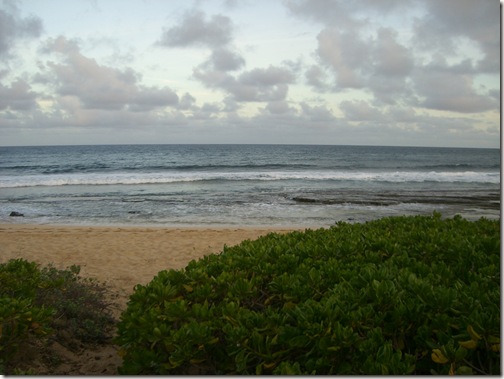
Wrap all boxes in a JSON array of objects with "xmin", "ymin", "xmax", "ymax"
[
  {"xmin": 115, "ymin": 213, "xmax": 500, "ymax": 375},
  {"xmin": 0, "ymin": 259, "xmax": 115, "ymax": 374},
  {"xmin": 0, "ymin": 259, "xmax": 54, "ymax": 372}
]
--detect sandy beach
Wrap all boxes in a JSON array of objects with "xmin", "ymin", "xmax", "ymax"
[
  {"xmin": 0, "ymin": 223, "xmax": 307, "ymax": 374},
  {"xmin": 0, "ymin": 224, "xmax": 304, "ymax": 314}
]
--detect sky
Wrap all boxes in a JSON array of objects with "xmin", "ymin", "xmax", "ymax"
[{"xmin": 0, "ymin": 0, "xmax": 500, "ymax": 147}]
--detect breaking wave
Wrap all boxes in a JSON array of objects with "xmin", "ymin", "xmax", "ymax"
[{"xmin": 0, "ymin": 170, "xmax": 499, "ymax": 188}]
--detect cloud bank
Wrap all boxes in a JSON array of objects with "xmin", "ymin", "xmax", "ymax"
[{"xmin": 0, "ymin": 0, "xmax": 499, "ymax": 147}]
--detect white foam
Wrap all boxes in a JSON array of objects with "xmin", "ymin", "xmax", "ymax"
[{"xmin": 0, "ymin": 170, "xmax": 499, "ymax": 188}]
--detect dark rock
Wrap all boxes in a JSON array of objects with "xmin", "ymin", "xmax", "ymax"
[{"xmin": 9, "ymin": 211, "xmax": 24, "ymax": 217}]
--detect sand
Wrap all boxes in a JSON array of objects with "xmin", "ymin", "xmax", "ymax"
[
  {"xmin": 0, "ymin": 224, "xmax": 304, "ymax": 313},
  {"xmin": 0, "ymin": 223, "xmax": 305, "ymax": 374}
]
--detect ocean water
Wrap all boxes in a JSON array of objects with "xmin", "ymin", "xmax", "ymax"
[{"xmin": 0, "ymin": 144, "xmax": 500, "ymax": 227}]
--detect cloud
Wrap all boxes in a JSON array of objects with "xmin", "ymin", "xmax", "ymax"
[
  {"xmin": 285, "ymin": 0, "xmax": 414, "ymax": 30},
  {"xmin": 158, "ymin": 10, "xmax": 233, "ymax": 48},
  {"xmin": 263, "ymin": 100, "xmax": 297, "ymax": 115},
  {"xmin": 196, "ymin": 46, "xmax": 246, "ymax": 73},
  {"xmin": 305, "ymin": 65, "xmax": 331, "ymax": 91},
  {"xmin": 290, "ymin": 0, "xmax": 498, "ymax": 114},
  {"xmin": 412, "ymin": 68, "xmax": 497, "ymax": 113},
  {"xmin": 285, "ymin": 0, "xmax": 365, "ymax": 30},
  {"xmin": 414, "ymin": 0, "xmax": 499, "ymax": 73},
  {"xmin": 311, "ymin": 26, "xmax": 415, "ymax": 105},
  {"xmin": 0, "ymin": 1, "xmax": 43, "ymax": 57},
  {"xmin": 0, "ymin": 78, "xmax": 38, "ymax": 110},
  {"xmin": 194, "ymin": 64, "xmax": 296, "ymax": 102},
  {"xmin": 44, "ymin": 37, "xmax": 179, "ymax": 111},
  {"xmin": 240, "ymin": 66, "xmax": 295, "ymax": 87},
  {"xmin": 299, "ymin": 102, "xmax": 335, "ymax": 122},
  {"xmin": 190, "ymin": 102, "xmax": 222, "ymax": 120},
  {"xmin": 207, "ymin": 47, "xmax": 245, "ymax": 71},
  {"xmin": 159, "ymin": 8, "xmax": 294, "ymax": 104},
  {"xmin": 371, "ymin": 28, "xmax": 413, "ymax": 77},
  {"xmin": 315, "ymin": 28, "xmax": 367, "ymax": 88},
  {"xmin": 340, "ymin": 100, "xmax": 383, "ymax": 121},
  {"xmin": 178, "ymin": 92, "xmax": 196, "ymax": 110},
  {"xmin": 312, "ymin": 25, "xmax": 413, "ymax": 89},
  {"xmin": 0, "ymin": 0, "xmax": 499, "ymax": 148}
]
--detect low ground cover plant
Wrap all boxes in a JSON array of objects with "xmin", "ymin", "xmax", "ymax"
[
  {"xmin": 0, "ymin": 259, "xmax": 115, "ymax": 374},
  {"xmin": 116, "ymin": 213, "xmax": 500, "ymax": 375}
]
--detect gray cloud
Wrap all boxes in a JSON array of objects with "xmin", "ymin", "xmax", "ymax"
[
  {"xmin": 285, "ymin": 0, "xmax": 365, "ymax": 30},
  {"xmin": 299, "ymin": 102, "xmax": 335, "ymax": 122},
  {"xmin": 239, "ymin": 66, "xmax": 295, "ymax": 86},
  {"xmin": 158, "ymin": 10, "xmax": 233, "ymax": 48},
  {"xmin": 45, "ymin": 37, "xmax": 179, "ymax": 111},
  {"xmin": 312, "ymin": 26, "xmax": 415, "ymax": 105},
  {"xmin": 340, "ymin": 100, "xmax": 383, "ymax": 121},
  {"xmin": 208, "ymin": 47, "xmax": 245, "ymax": 71},
  {"xmin": 305, "ymin": 65, "xmax": 331, "ymax": 91},
  {"xmin": 291, "ymin": 0, "xmax": 498, "ymax": 113},
  {"xmin": 0, "ymin": 78, "xmax": 38, "ymax": 110},
  {"xmin": 194, "ymin": 64, "xmax": 296, "ymax": 102},
  {"xmin": 190, "ymin": 102, "xmax": 222, "ymax": 120},
  {"xmin": 315, "ymin": 28, "xmax": 367, "ymax": 88},
  {"xmin": 0, "ymin": 1, "xmax": 42, "ymax": 57},
  {"xmin": 159, "ymin": 8, "xmax": 295, "ymax": 104},
  {"xmin": 196, "ymin": 46, "xmax": 246, "ymax": 73},
  {"xmin": 178, "ymin": 92, "xmax": 196, "ymax": 110},
  {"xmin": 414, "ymin": 0, "xmax": 499, "ymax": 73},
  {"xmin": 285, "ymin": 0, "xmax": 413, "ymax": 30},
  {"xmin": 371, "ymin": 28, "xmax": 413, "ymax": 78},
  {"xmin": 129, "ymin": 86, "xmax": 180, "ymax": 112},
  {"xmin": 263, "ymin": 100, "xmax": 297, "ymax": 115},
  {"xmin": 0, "ymin": 0, "xmax": 499, "ymax": 148},
  {"xmin": 412, "ymin": 67, "xmax": 497, "ymax": 113}
]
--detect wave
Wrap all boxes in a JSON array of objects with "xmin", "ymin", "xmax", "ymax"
[
  {"xmin": 416, "ymin": 163, "xmax": 501, "ymax": 170},
  {"xmin": 0, "ymin": 162, "xmax": 315, "ymax": 175},
  {"xmin": 0, "ymin": 170, "xmax": 499, "ymax": 188}
]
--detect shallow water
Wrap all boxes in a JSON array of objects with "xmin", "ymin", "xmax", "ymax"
[{"xmin": 0, "ymin": 144, "xmax": 499, "ymax": 226}]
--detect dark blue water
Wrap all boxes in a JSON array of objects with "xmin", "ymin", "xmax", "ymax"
[{"xmin": 0, "ymin": 145, "xmax": 500, "ymax": 226}]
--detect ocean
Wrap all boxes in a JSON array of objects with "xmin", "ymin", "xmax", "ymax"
[{"xmin": 0, "ymin": 144, "xmax": 500, "ymax": 227}]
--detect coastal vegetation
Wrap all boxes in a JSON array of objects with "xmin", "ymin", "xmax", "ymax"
[
  {"xmin": 1, "ymin": 213, "xmax": 500, "ymax": 374},
  {"xmin": 115, "ymin": 213, "xmax": 500, "ymax": 375},
  {"xmin": 0, "ymin": 260, "xmax": 115, "ymax": 374}
]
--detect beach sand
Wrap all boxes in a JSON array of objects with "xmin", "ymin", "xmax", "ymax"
[
  {"xmin": 0, "ymin": 224, "xmax": 304, "ymax": 313},
  {"xmin": 0, "ymin": 223, "xmax": 305, "ymax": 374}
]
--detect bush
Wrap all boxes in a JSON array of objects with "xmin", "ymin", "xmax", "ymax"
[
  {"xmin": 115, "ymin": 213, "xmax": 500, "ymax": 375},
  {"xmin": 0, "ymin": 259, "xmax": 115, "ymax": 374}
]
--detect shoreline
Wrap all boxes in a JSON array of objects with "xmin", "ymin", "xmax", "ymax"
[{"xmin": 0, "ymin": 220, "xmax": 320, "ymax": 231}]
